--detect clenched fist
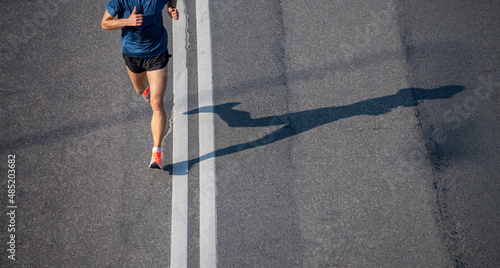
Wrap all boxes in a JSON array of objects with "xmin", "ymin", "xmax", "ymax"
[{"xmin": 168, "ymin": 7, "xmax": 179, "ymax": 20}]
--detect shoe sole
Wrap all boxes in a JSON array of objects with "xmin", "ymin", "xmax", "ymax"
[{"xmin": 149, "ymin": 162, "xmax": 162, "ymax": 169}]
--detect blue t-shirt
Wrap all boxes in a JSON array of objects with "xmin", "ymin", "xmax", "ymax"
[{"xmin": 106, "ymin": 0, "xmax": 168, "ymax": 58}]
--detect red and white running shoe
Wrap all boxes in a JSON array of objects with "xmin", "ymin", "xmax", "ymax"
[{"xmin": 149, "ymin": 151, "xmax": 162, "ymax": 169}]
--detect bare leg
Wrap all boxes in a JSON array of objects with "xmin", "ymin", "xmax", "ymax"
[
  {"xmin": 126, "ymin": 66, "xmax": 149, "ymax": 94},
  {"xmin": 146, "ymin": 67, "xmax": 168, "ymax": 148}
]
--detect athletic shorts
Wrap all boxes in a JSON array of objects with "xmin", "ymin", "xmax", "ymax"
[{"xmin": 122, "ymin": 50, "xmax": 171, "ymax": 74}]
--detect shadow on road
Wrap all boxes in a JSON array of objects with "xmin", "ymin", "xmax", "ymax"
[{"xmin": 163, "ymin": 85, "xmax": 464, "ymax": 174}]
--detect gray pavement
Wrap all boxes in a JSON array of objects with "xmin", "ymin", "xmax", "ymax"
[
  {"xmin": 1, "ymin": 0, "xmax": 499, "ymax": 267},
  {"xmin": 398, "ymin": 1, "xmax": 500, "ymax": 266}
]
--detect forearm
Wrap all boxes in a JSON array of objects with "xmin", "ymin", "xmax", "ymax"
[{"xmin": 102, "ymin": 18, "xmax": 131, "ymax": 30}]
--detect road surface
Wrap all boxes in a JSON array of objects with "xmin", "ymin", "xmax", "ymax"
[{"xmin": 1, "ymin": 0, "xmax": 499, "ymax": 267}]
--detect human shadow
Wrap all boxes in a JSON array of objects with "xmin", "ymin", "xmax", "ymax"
[{"xmin": 163, "ymin": 86, "xmax": 464, "ymax": 174}]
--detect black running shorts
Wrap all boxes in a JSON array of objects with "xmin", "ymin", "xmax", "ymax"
[{"xmin": 122, "ymin": 50, "xmax": 171, "ymax": 74}]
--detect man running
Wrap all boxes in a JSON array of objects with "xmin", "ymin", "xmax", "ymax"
[{"xmin": 101, "ymin": 0, "xmax": 178, "ymax": 169}]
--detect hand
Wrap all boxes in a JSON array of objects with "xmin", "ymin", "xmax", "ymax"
[
  {"xmin": 128, "ymin": 6, "xmax": 143, "ymax": 26},
  {"xmin": 168, "ymin": 7, "xmax": 179, "ymax": 20}
]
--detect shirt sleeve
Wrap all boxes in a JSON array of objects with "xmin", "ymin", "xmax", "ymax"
[{"xmin": 105, "ymin": 0, "xmax": 121, "ymax": 17}]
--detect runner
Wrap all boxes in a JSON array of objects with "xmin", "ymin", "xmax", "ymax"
[{"xmin": 101, "ymin": 0, "xmax": 179, "ymax": 169}]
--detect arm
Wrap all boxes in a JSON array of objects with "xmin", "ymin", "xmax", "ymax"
[
  {"xmin": 167, "ymin": 0, "xmax": 179, "ymax": 20},
  {"xmin": 101, "ymin": 6, "xmax": 143, "ymax": 30}
]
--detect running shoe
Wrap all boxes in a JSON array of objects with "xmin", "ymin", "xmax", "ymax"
[
  {"xmin": 143, "ymin": 86, "xmax": 151, "ymax": 102},
  {"xmin": 149, "ymin": 151, "xmax": 162, "ymax": 169}
]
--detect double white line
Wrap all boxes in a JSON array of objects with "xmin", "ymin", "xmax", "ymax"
[{"xmin": 171, "ymin": 0, "xmax": 217, "ymax": 267}]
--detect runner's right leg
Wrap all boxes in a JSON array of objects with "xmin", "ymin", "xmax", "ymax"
[{"xmin": 126, "ymin": 66, "xmax": 148, "ymax": 94}]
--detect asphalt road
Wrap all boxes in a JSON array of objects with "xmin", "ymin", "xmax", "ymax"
[{"xmin": 0, "ymin": 0, "xmax": 499, "ymax": 267}]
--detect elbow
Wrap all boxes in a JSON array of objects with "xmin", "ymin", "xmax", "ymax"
[{"xmin": 101, "ymin": 20, "xmax": 112, "ymax": 30}]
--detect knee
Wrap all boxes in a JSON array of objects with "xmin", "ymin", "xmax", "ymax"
[{"xmin": 150, "ymin": 97, "xmax": 165, "ymax": 112}]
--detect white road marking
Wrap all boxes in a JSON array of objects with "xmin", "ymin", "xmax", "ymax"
[
  {"xmin": 195, "ymin": 0, "xmax": 217, "ymax": 267},
  {"xmin": 170, "ymin": 0, "xmax": 189, "ymax": 267}
]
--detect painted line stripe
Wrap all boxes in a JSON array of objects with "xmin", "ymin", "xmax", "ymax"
[
  {"xmin": 195, "ymin": 0, "xmax": 217, "ymax": 267},
  {"xmin": 170, "ymin": 0, "xmax": 189, "ymax": 267}
]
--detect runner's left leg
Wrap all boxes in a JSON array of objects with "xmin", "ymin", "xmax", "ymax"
[{"xmin": 146, "ymin": 66, "xmax": 168, "ymax": 148}]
